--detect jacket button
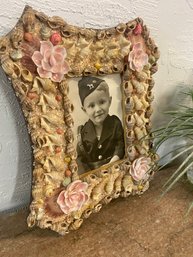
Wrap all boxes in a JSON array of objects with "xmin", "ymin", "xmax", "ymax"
[
  {"xmin": 98, "ymin": 155, "xmax": 102, "ymax": 160},
  {"xmin": 98, "ymin": 144, "xmax": 102, "ymax": 149}
]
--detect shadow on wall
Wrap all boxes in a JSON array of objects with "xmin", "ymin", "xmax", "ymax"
[
  {"xmin": 0, "ymin": 68, "xmax": 32, "ymax": 213},
  {"xmin": 152, "ymin": 84, "xmax": 193, "ymax": 166}
]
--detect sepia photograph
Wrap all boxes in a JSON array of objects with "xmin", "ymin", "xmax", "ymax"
[{"xmin": 68, "ymin": 74, "xmax": 125, "ymax": 175}]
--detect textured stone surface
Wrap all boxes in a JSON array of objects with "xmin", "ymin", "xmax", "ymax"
[{"xmin": 0, "ymin": 167, "xmax": 193, "ymax": 257}]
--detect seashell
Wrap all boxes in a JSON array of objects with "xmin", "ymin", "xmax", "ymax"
[
  {"xmin": 35, "ymin": 11, "xmax": 48, "ymax": 22},
  {"xmin": 107, "ymin": 39, "xmax": 120, "ymax": 50},
  {"xmin": 27, "ymin": 213, "xmax": 37, "ymax": 227},
  {"xmin": 69, "ymin": 219, "xmax": 83, "ymax": 230},
  {"xmin": 0, "ymin": 37, "xmax": 9, "ymax": 55},
  {"xmin": 121, "ymin": 45, "xmax": 131, "ymax": 58},
  {"xmin": 40, "ymin": 92, "xmax": 60, "ymax": 110},
  {"xmin": 127, "ymin": 146, "xmax": 138, "ymax": 161},
  {"xmin": 153, "ymin": 47, "xmax": 160, "ymax": 60},
  {"xmin": 135, "ymin": 144, "xmax": 147, "ymax": 155},
  {"xmin": 121, "ymin": 160, "xmax": 131, "ymax": 172},
  {"xmin": 63, "ymin": 96, "xmax": 72, "ymax": 111},
  {"xmin": 112, "ymin": 61, "xmax": 124, "ymax": 73},
  {"xmin": 21, "ymin": 69, "xmax": 33, "ymax": 82},
  {"xmin": 64, "ymin": 113, "xmax": 74, "ymax": 127},
  {"xmin": 84, "ymin": 65, "xmax": 97, "ymax": 76},
  {"xmin": 116, "ymin": 23, "xmax": 126, "ymax": 34},
  {"xmin": 10, "ymin": 49, "xmax": 23, "ymax": 61},
  {"xmin": 34, "ymin": 77, "xmax": 57, "ymax": 94},
  {"xmin": 96, "ymin": 30, "xmax": 106, "ymax": 40},
  {"xmin": 12, "ymin": 79, "xmax": 29, "ymax": 97},
  {"xmin": 141, "ymin": 96, "xmax": 150, "ymax": 109},
  {"xmin": 80, "ymin": 28, "xmax": 96, "ymax": 39},
  {"xmin": 150, "ymin": 63, "xmax": 158, "ymax": 74},
  {"xmin": 126, "ymin": 20, "xmax": 137, "ymax": 31},
  {"xmin": 62, "ymin": 37, "xmax": 75, "ymax": 49},
  {"xmin": 123, "ymin": 66, "xmax": 132, "ymax": 80},
  {"xmin": 41, "ymin": 112, "xmax": 65, "ymax": 127},
  {"xmin": 66, "ymin": 142, "xmax": 75, "ymax": 156},
  {"xmin": 132, "ymin": 80, "xmax": 145, "ymax": 94},
  {"xmin": 112, "ymin": 190, "xmax": 121, "ymax": 199},
  {"xmin": 40, "ymin": 25, "xmax": 51, "ymax": 40},
  {"xmin": 126, "ymin": 114, "xmax": 135, "ymax": 129},
  {"xmin": 52, "ymin": 222, "xmax": 69, "ymax": 235},
  {"xmin": 69, "ymin": 159, "xmax": 78, "ymax": 174},
  {"xmin": 44, "ymin": 184, "xmax": 56, "ymax": 197},
  {"xmin": 133, "ymin": 95, "xmax": 144, "ymax": 111},
  {"xmin": 121, "ymin": 190, "xmax": 132, "ymax": 198},
  {"xmin": 106, "ymin": 48, "xmax": 119, "ymax": 59},
  {"xmin": 48, "ymin": 16, "xmax": 66, "ymax": 29},
  {"xmin": 95, "ymin": 169, "xmax": 109, "ymax": 178},
  {"xmin": 92, "ymin": 176, "xmax": 109, "ymax": 202},
  {"xmin": 61, "ymin": 25, "xmax": 78, "ymax": 37},
  {"xmin": 105, "ymin": 172, "xmax": 120, "ymax": 195},
  {"xmin": 65, "ymin": 129, "xmax": 74, "ymax": 143},
  {"xmin": 135, "ymin": 71, "xmax": 149, "ymax": 82},
  {"xmin": 125, "ymin": 96, "xmax": 134, "ymax": 112},
  {"xmin": 79, "ymin": 47, "xmax": 91, "ymax": 60},
  {"xmin": 66, "ymin": 44, "xmax": 78, "ymax": 59},
  {"xmin": 105, "ymin": 28, "xmax": 116, "ymax": 38},
  {"xmin": 10, "ymin": 26, "xmax": 24, "ymax": 48},
  {"xmin": 22, "ymin": 7, "xmax": 36, "ymax": 31},
  {"xmin": 98, "ymin": 65, "xmax": 112, "ymax": 75},
  {"xmin": 82, "ymin": 209, "xmax": 92, "ymax": 219},
  {"xmin": 123, "ymin": 81, "xmax": 133, "ymax": 96},
  {"xmin": 134, "ymin": 127, "xmax": 145, "ymax": 140},
  {"xmin": 59, "ymin": 80, "xmax": 68, "ymax": 95},
  {"xmin": 101, "ymin": 195, "xmax": 112, "ymax": 205},
  {"xmin": 32, "ymin": 185, "xmax": 43, "ymax": 200},
  {"xmin": 1, "ymin": 59, "xmax": 21, "ymax": 78},
  {"xmin": 119, "ymin": 35, "xmax": 131, "ymax": 48},
  {"xmin": 147, "ymin": 91, "xmax": 154, "ymax": 102},
  {"xmin": 44, "ymin": 155, "xmax": 66, "ymax": 172},
  {"xmin": 122, "ymin": 174, "xmax": 134, "ymax": 193},
  {"xmin": 68, "ymin": 64, "xmax": 84, "ymax": 77},
  {"xmin": 126, "ymin": 130, "xmax": 135, "ymax": 145},
  {"xmin": 78, "ymin": 37, "xmax": 91, "ymax": 48},
  {"xmin": 33, "ymin": 168, "xmax": 45, "ymax": 183},
  {"xmin": 134, "ymin": 113, "xmax": 144, "ymax": 127},
  {"xmin": 114, "ymin": 172, "xmax": 124, "ymax": 193},
  {"xmin": 91, "ymin": 41, "xmax": 104, "ymax": 51},
  {"xmin": 93, "ymin": 203, "xmax": 102, "ymax": 213}
]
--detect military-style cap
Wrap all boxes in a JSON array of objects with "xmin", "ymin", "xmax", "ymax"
[{"xmin": 78, "ymin": 76, "xmax": 105, "ymax": 105}]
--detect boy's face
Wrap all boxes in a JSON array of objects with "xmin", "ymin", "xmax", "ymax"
[{"xmin": 82, "ymin": 89, "xmax": 112, "ymax": 126}]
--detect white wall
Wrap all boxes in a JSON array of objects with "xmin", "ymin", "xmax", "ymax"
[{"xmin": 0, "ymin": 0, "xmax": 193, "ymax": 212}]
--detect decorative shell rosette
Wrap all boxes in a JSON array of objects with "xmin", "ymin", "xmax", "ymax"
[
  {"xmin": 129, "ymin": 157, "xmax": 151, "ymax": 182},
  {"xmin": 57, "ymin": 180, "xmax": 89, "ymax": 214},
  {"xmin": 32, "ymin": 41, "xmax": 69, "ymax": 82},
  {"xmin": 128, "ymin": 42, "xmax": 148, "ymax": 72}
]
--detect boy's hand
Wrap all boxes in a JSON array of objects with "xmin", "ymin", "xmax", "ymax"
[{"xmin": 109, "ymin": 155, "xmax": 120, "ymax": 163}]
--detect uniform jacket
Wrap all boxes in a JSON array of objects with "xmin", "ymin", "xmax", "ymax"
[{"xmin": 77, "ymin": 115, "xmax": 125, "ymax": 174}]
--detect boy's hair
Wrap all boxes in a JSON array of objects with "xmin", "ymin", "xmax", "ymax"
[{"xmin": 78, "ymin": 76, "xmax": 110, "ymax": 105}]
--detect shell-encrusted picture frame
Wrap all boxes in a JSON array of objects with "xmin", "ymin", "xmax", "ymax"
[{"xmin": 0, "ymin": 6, "xmax": 159, "ymax": 235}]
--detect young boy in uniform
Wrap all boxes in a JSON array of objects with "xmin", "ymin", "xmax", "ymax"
[{"xmin": 77, "ymin": 76, "xmax": 125, "ymax": 174}]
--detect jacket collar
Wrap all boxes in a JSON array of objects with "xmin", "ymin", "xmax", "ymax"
[{"xmin": 82, "ymin": 115, "xmax": 112, "ymax": 144}]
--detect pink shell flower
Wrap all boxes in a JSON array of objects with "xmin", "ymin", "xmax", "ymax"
[
  {"xmin": 130, "ymin": 157, "xmax": 151, "ymax": 182},
  {"xmin": 128, "ymin": 42, "xmax": 148, "ymax": 72},
  {"xmin": 57, "ymin": 180, "xmax": 89, "ymax": 215},
  {"xmin": 32, "ymin": 41, "xmax": 69, "ymax": 82}
]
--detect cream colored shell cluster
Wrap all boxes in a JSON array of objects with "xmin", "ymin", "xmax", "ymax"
[{"xmin": 0, "ymin": 6, "xmax": 159, "ymax": 235}]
